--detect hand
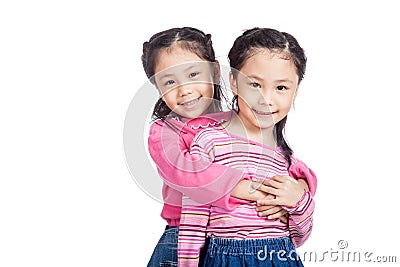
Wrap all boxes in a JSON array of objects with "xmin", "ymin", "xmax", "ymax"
[
  {"xmin": 297, "ymin": 178, "xmax": 310, "ymax": 192},
  {"xmin": 255, "ymin": 193, "xmax": 288, "ymax": 222},
  {"xmin": 254, "ymin": 175, "xmax": 306, "ymax": 208},
  {"xmin": 231, "ymin": 179, "xmax": 268, "ymax": 201}
]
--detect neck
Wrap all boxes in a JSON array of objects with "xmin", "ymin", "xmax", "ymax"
[{"xmin": 224, "ymin": 113, "xmax": 276, "ymax": 147}]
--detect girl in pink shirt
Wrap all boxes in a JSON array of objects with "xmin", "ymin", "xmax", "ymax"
[
  {"xmin": 177, "ymin": 27, "xmax": 316, "ymax": 266},
  {"xmin": 142, "ymin": 27, "xmax": 316, "ymax": 266}
]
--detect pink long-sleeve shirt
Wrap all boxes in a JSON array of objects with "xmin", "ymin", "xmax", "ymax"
[
  {"xmin": 178, "ymin": 127, "xmax": 316, "ymax": 266},
  {"xmin": 148, "ymin": 112, "xmax": 317, "ymax": 226},
  {"xmin": 148, "ymin": 112, "xmax": 244, "ymax": 226}
]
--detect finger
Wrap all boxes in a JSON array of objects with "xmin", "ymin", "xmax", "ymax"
[
  {"xmin": 278, "ymin": 215, "xmax": 288, "ymax": 224},
  {"xmin": 256, "ymin": 185, "xmax": 280, "ymax": 196},
  {"xmin": 257, "ymin": 198, "xmax": 279, "ymax": 206},
  {"xmin": 258, "ymin": 177, "xmax": 269, "ymax": 185},
  {"xmin": 263, "ymin": 194, "xmax": 275, "ymax": 200},
  {"xmin": 256, "ymin": 205, "xmax": 278, "ymax": 213},
  {"xmin": 267, "ymin": 209, "xmax": 288, "ymax": 220},
  {"xmin": 257, "ymin": 206, "xmax": 282, "ymax": 216},
  {"xmin": 271, "ymin": 175, "xmax": 294, "ymax": 183},
  {"xmin": 297, "ymin": 178, "xmax": 309, "ymax": 190},
  {"xmin": 249, "ymin": 180, "xmax": 263, "ymax": 191},
  {"xmin": 261, "ymin": 178, "xmax": 282, "ymax": 189}
]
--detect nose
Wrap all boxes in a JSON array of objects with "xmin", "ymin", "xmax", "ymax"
[
  {"xmin": 178, "ymin": 84, "xmax": 193, "ymax": 96},
  {"xmin": 258, "ymin": 89, "xmax": 273, "ymax": 106}
]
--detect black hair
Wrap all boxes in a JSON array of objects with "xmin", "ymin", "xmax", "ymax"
[
  {"xmin": 142, "ymin": 27, "xmax": 225, "ymax": 122},
  {"xmin": 228, "ymin": 27, "xmax": 307, "ymax": 167}
]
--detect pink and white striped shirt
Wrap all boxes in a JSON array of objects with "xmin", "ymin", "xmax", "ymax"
[
  {"xmin": 148, "ymin": 112, "xmax": 317, "ymax": 226},
  {"xmin": 178, "ymin": 127, "xmax": 315, "ymax": 267}
]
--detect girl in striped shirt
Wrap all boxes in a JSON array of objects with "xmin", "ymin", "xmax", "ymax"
[{"xmin": 178, "ymin": 27, "xmax": 316, "ymax": 266}]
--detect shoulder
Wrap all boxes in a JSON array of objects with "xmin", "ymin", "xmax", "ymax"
[
  {"xmin": 190, "ymin": 126, "xmax": 233, "ymax": 155},
  {"xmin": 148, "ymin": 118, "xmax": 191, "ymax": 146},
  {"xmin": 185, "ymin": 111, "xmax": 232, "ymax": 131},
  {"xmin": 149, "ymin": 117, "xmax": 186, "ymax": 134},
  {"xmin": 150, "ymin": 112, "xmax": 232, "ymax": 133},
  {"xmin": 192, "ymin": 126, "xmax": 223, "ymax": 144},
  {"xmin": 148, "ymin": 119, "xmax": 163, "ymax": 131}
]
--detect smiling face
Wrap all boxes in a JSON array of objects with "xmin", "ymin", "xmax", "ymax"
[
  {"xmin": 153, "ymin": 46, "xmax": 216, "ymax": 118},
  {"xmin": 230, "ymin": 49, "xmax": 299, "ymax": 134}
]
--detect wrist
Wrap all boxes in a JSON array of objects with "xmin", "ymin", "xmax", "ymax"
[
  {"xmin": 230, "ymin": 180, "xmax": 266, "ymax": 201},
  {"xmin": 282, "ymin": 189, "xmax": 309, "ymax": 213}
]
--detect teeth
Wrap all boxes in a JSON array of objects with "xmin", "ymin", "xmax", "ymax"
[
  {"xmin": 182, "ymin": 98, "xmax": 199, "ymax": 106},
  {"xmin": 253, "ymin": 109, "xmax": 273, "ymax": 115}
]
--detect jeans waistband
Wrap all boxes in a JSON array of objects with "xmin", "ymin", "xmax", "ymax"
[
  {"xmin": 165, "ymin": 225, "xmax": 179, "ymax": 230},
  {"xmin": 207, "ymin": 236, "xmax": 295, "ymax": 255}
]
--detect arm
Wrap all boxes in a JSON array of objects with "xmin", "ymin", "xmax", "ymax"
[
  {"xmin": 230, "ymin": 179, "xmax": 267, "ymax": 201},
  {"xmin": 255, "ymin": 175, "xmax": 315, "ymax": 247},
  {"xmin": 231, "ymin": 180, "xmax": 290, "ymax": 223},
  {"xmin": 148, "ymin": 120, "xmax": 246, "ymax": 209},
  {"xmin": 231, "ymin": 179, "xmax": 310, "ymax": 202},
  {"xmin": 285, "ymin": 159, "xmax": 316, "ymax": 246},
  {"xmin": 255, "ymin": 158, "xmax": 317, "ymax": 219},
  {"xmin": 178, "ymin": 195, "xmax": 210, "ymax": 267},
  {"xmin": 234, "ymin": 155, "xmax": 316, "ymax": 200},
  {"xmin": 283, "ymin": 190, "xmax": 315, "ymax": 247},
  {"xmin": 289, "ymin": 156, "xmax": 317, "ymax": 196}
]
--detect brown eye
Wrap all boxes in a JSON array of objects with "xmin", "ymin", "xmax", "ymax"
[
  {"xmin": 165, "ymin": 80, "xmax": 175, "ymax": 86},
  {"xmin": 189, "ymin": 72, "xmax": 200, "ymax": 78},
  {"xmin": 250, "ymin": 82, "xmax": 261, "ymax": 89}
]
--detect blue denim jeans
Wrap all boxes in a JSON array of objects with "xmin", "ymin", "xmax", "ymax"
[
  {"xmin": 147, "ymin": 226, "xmax": 178, "ymax": 267},
  {"xmin": 201, "ymin": 236, "xmax": 304, "ymax": 267}
]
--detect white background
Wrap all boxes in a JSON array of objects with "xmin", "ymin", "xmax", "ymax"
[{"xmin": 1, "ymin": 0, "xmax": 399, "ymax": 266}]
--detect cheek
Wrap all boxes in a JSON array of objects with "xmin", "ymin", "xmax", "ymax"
[
  {"xmin": 201, "ymin": 84, "xmax": 215, "ymax": 99},
  {"xmin": 282, "ymin": 100, "xmax": 292, "ymax": 110},
  {"xmin": 237, "ymin": 97, "xmax": 254, "ymax": 115},
  {"xmin": 162, "ymin": 92, "xmax": 177, "ymax": 109},
  {"xmin": 278, "ymin": 97, "xmax": 294, "ymax": 114},
  {"xmin": 238, "ymin": 93, "xmax": 256, "ymax": 108}
]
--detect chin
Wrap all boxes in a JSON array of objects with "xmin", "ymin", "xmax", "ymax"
[
  {"xmin": 254, "ymin": 121, "xmax": 274, "ymax": 130},
  {"xmin": 184, "ymin": 110, "xmax": 206, "ymax": 119}
]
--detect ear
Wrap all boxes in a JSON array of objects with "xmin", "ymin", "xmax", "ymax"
[
  {"xmin": 212, "ymin": 60, "xmax": 221, "ymax": 84},
  {"xmin": 229, "ymin": 71, "xmax": 238, "ymax": 96}
]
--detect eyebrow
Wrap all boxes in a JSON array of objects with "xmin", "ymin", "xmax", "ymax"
[
  {"xmin": 275, "ymin": 79, "xmax": 294, "ymax": 84},
  {"xmin": 247, "ymin": 75, "xmax": 264, "ymax": 82},
  {"xmin": 247, "ymin": 75, "xmax": 294, "ymax": 84},
  {"xmin": 157, "ymin": 64, "xmax": 201, "ymax": 80}
]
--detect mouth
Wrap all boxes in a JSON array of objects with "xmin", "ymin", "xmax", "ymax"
[
  {"xmin": 252, "ymin": 108, "xmax": 276, "ymax": 116},
  {"xmin": 180, "ymin": 97, "xmax": 201, "ymax": 108}
]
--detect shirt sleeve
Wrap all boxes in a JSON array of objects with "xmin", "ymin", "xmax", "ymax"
[
  {"xmin": 289, "ymin": 156, "xmax": 318, "ymax": 196},
  {"xmin": 282, "ymin": 190, "xmax": 315, "ymax": 247},
  {"xmin": 178, "ymin": 195, "xmax": 210, "ymax": 267},
  {"xmin": 148, "ymin": 120, "xmax": 246, "ymax": 209}
]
